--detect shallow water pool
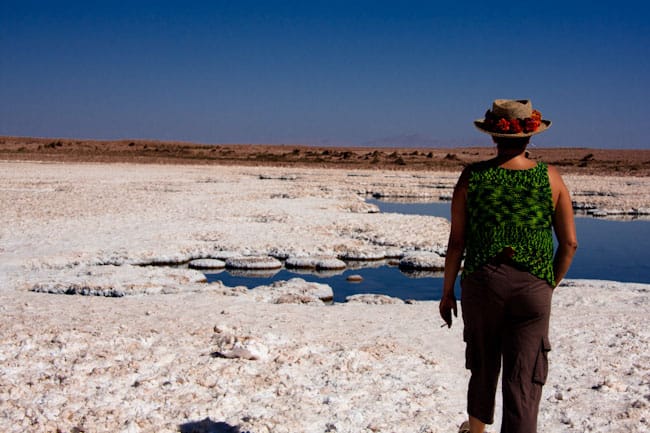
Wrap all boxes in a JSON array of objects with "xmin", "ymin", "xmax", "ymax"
[
  {"xmin": 367, "ymin": 199, "xmax": 650, "ymax": 284},
  {"xmin": 206, "ymin": 265, "xmax": 453, "ymax": 303},
  {"xmin": 206, "ymin": 199, "xmax": 650, "ymax": 302}
]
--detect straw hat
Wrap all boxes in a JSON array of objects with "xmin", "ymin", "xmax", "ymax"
[{"xmin": 474, "ymin": 99, "xmax": 551, "ymax": 137}]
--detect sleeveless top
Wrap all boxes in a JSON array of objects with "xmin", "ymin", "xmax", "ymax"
[{"xmin": 461, "ymin": 161, "xmax": 555, "ymax": 286}]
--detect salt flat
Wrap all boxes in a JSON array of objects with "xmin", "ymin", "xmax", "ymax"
[{"xmin": 1, "ymin": 161, "xmax": 648, "ymax": 433}]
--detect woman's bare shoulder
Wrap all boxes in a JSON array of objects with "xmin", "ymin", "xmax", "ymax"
[
  {"xmin": 546, "ymin": 163, "xmax": 559, "ymax": 175},
  {"xmin": 546, "ymin": 163, "xmax": 566, "ymax": 184}
]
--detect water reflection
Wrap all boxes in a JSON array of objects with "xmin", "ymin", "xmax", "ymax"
[
  {"xmin": 206, "ymin": 265, "xmax": 455, "ymax": 303},
  {"xmin": 226, "ymin": 268, "xmax": 281, "ymax": 278}
]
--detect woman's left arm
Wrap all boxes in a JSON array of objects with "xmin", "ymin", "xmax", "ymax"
[{"xmin": 548, "ymin": 165, "xmax": 578, "ymax": 287}]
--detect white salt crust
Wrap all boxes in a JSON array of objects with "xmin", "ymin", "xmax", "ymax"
[{"xmin": 0, "ymin": 161, "xmax": 649, "ymax": 433}]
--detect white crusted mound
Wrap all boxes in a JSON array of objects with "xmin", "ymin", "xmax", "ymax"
[
  {"xmin": 383, "ymin": 247, "xmax": 404, "ymax": 258},
  {"xmin": 225, "ymin": 256, "xmax": 283, "ymax": 270},
  {"xmin": 285, "ymin": 256, "xmax": 347, "ymax": 270},
  {"xmin": 209, "ymin": 251, "xmax": 242, "ymax": 260},
  {"xmin": 339, "ymin": 199, "xmax": 381, "ymax": 214},
  {"xmin": 345, "ymin": 294, "xmax": 404, "ymax": 304},
  {"xmin": 338, "ymin": 249, "xmax": 386, "ymax": 261},
  {"xmin": 399, "ymin": 252, "xmax": 446, "ymax": 271},
  {"xmin": 212, "ymin": 325, "xmax": 270, "ymax": 361},
  {"xmin": 188, "ymin": 259, "xmax": 226, "ymax": 269},
  {"xmin": 28, "ymin": 264, "xmax": 208, "ymax": 296},
  {"xmin": 250, "ymin": 278, "xmax": 334, "ymax": 304}
]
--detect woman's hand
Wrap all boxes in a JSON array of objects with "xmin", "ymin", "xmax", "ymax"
[{"xmin": 439, "ymin": 292, "xmax": 457, "ymax": 328}]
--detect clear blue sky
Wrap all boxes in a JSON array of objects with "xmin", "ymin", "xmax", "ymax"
[{"xmin": 1, "ymin": 1, "xmax": 649, "ymax": 148}]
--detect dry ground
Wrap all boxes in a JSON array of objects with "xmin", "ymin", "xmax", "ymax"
[{"xmin": 2, "ymin": 136, "xmax": 648, "ymax": 176}]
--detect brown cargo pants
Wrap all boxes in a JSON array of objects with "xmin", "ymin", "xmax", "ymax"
[{"xmin": 461, "ymin": 262, "xmax": 553, "ymax": 433}]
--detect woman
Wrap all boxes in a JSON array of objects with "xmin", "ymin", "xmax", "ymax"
[{"xmin": 439, "ymin": 99, "xmax": 578, "ymax": 433}]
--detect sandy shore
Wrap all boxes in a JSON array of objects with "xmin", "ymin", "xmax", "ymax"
[{"xmin": 1, "ymin": 161, "xmax": 649, "ymax": 433}]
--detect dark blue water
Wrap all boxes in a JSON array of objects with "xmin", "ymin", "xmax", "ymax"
[
  {"xmin": 206, "ymin": 200, "xmax": 649, "ymax": 302},
  {"xmin": 206, "ymin": 267, "xmax": 449, "ymax": 303},
  {"xmin": 367, "ymin": 199, "xmax": 650, "ymax": 284},
  {"xmin": 567, "ymin": 217, "xmax": 650, "ymax": 283},
  {"xmin": 369, "ymin": 199, "xmax": 452, "ymax": 220}
]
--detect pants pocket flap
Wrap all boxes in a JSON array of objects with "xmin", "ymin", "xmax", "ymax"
[{"xmin": 533, "ymin": 337, "xmax": 551, "ymax": 385}]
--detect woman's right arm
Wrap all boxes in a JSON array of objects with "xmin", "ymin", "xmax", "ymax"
[
  {"xmin": 548, "ymin": 165, "xmax": 578, "ymax": 287},
  {"xmin": 439, "ymin": 167, "xmax": 469, "ymax": 327}
]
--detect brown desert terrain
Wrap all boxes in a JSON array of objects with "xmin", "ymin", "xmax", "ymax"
[{"xmin": 1, "ymin": 136, "xmax": 649, "ymax": 176}]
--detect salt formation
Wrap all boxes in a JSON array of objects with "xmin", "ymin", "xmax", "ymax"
[
  {"xmin": 225, "ymin": 256, "xmax": 283, "ymax": 270},
  {"xmin": 28, "ymin": 264, "xmax": 208, "ymax": 296},
  {"xmin": 212, "ymin": 325, "xmax": 270, "ymax": 361},
  {"xmin": 399, "ymin": 252, "xmax": 446, "ymax": 271},
  {"xmin": 188, "ymin": 258, "xmax": 227, "ymax": 269},
  {"xmin": 285, "ymin": 255, "xmax": 347, "ymax": 270},
  {"xmin": 248, "ymin": 278, "xmax": 334, "ymax": 304},
  {"xmin": 338, "ymin": 249, "xmax": 386, "ymax": 261},
  {"xmin": 0, "ymin": 162, "xmax": 649, "ymax": 433},
  {"xmin": 345, "ymin": 294, "xmax": 405, "ymax": 304}
]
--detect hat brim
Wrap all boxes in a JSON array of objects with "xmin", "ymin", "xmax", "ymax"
[{"xmin": 474, "ymin": 119, "xmax": 551, "ymax": 138}]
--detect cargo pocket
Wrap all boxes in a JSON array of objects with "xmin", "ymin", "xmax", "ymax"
[{"xmin": 532, "ymin": 336, "xmax": 551, "ymax": 385}]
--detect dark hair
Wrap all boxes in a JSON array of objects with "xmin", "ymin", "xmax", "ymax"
[{"xmin": 492, "ymin": 136, "xmax": 531, "ymax": 147}]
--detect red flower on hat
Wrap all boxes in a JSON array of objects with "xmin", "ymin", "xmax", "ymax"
[
  {"xmin": 523, "ymin": 117, "xmax": 541, "ymax": 133},
  {"xmin": 531, "ymin": 110, "xmax": 542, "ymax": 121},
  {"xmin": 509, "ymin": 119, "xmax": 523, "ymax": 133},
  {"xmin": 495, "ymin": 118, "xmax": 510, "ymax": 132}
]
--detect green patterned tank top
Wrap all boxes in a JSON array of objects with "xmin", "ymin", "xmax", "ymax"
[{"xmin": 461, "ymin": 161, "xmax": 555, "ymax": 286}]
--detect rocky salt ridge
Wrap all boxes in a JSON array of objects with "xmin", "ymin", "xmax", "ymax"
[{"xmin": 1, "ymin": 161, "xmax": 649, "ymax": 433}]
